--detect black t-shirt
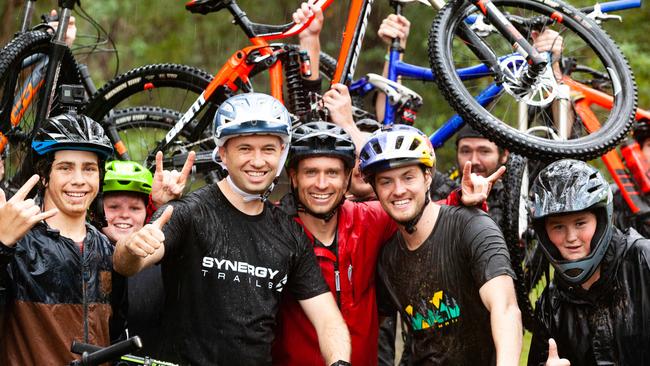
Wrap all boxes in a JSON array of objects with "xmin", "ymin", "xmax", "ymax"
[
  {"xmin": 377, "ymin": 205, "xmax": 515, "ymax": 365},
  {"xmin": 154, "ymin": 184, "xmax": 329, "ymax": 365}
]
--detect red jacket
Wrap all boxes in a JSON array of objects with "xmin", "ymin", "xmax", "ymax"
[
  {"xmin": 272, "ymin": 191, "xmax": 473, "ymax": 365},
  {"xmin": 272, "ymin": 198, "xmax": 396, "ymax": 366}
]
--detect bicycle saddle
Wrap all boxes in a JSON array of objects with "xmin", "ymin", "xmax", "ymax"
[{"xmin": 185, "ymin": 0, "xmax": 229, "ymax": 15}]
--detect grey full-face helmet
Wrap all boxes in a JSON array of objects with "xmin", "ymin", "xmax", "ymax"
[{"xmin": 530, "ymin": 159, "xmax": 613, "ymax": 286}]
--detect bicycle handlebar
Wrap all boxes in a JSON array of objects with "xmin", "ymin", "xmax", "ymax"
[
  {"xmin": 69, "ymin": 336, "xmax": 142, "ymax": 366},
  {"xmin": 185, "ymin": 0, "xmax": 333, "ymax": 40}
]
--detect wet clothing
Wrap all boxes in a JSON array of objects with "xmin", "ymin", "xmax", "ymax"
[
  {"xmin": 377, "ymin": 205, "xmax": 515, "ymax": 365},
  {"xmin": 110, "ymin": 266, "xmax": 164, "ymax": 357},
  {"xmin": 0, "ymin": 222, "xmax": 113, "ymax": 365},
  {"xmin": 153, "ymin": 184, "xmax": 329, "ymax": 365},
  {"xmin": 528, "ymin": 228, "xmax": 650, "ymax": 366},
  {"xmin": 272, "ymin": 194, "xmax": 397, "ymax": 366},
  {"xmin": 612, "ymin": 184, "xmax": 650, "ymax": 238}
]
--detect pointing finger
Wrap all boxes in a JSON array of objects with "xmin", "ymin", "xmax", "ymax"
[
  {"xmin": 155, "ymin": 151, "xmax": 164, "ymax": 176},
  {"xmin": 179, "ymin": 151, "xmax": 196, "ymax": 183},
  {"xmin": 33, "ymin": 208, "xmax": 59, "ymax": 223},
  {"xmin": 462, "ymin": 161, "xmax": 472, "ymax": 181},
  {"xmin": 487, "ymin": 165, "xmax": 506, "ymax": 184},
  {"xmin": 548, "ymin": 338, "xmax": 560, "ymax": 359},
  {"xmin": 10, "ymin": 175, "xmax": 40, "ymax": 203}
]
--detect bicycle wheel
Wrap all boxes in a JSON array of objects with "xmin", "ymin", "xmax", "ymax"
[
  {"xmin": 502, "ymin": 153, "xmax": 550, "ymax": 331},
  {"xmin": 110, "ymin": 106, "xmax": 223, "ymax": 187},
  {"xmin": 428, "ymin": 0, "xmax": 636, "ymax": 161},
  {"xmin": 0, "ymin": 30, "xmax": 81, "ymax": 188}
]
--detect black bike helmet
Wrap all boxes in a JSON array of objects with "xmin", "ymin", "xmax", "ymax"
[
  {"xmin": 530, "ymin": 159, "xmax": 613, "ymax": 286},
  {"xmin": 32, "ymin": 112, "xmax": 114, "ymax": 159},
  {"xmin": 288, "ymin": 121, "xmax": 356, "ymax": 170},
  {"xmin": 633, "ymin": 118, "xmax": 650, "ymax": 145}
]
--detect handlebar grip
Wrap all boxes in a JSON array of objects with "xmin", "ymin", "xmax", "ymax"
[
  {"xmin": 75, "ymin": 337, "xmax": 142, "ymax": 366},
  {"xmin": 70, "ymin": 340, "xmax": 102, "ymax": 355}
]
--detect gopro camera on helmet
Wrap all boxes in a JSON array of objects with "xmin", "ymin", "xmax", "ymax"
[{"xmin": 58, "ymin": 84, "xmax": 86, "ymax": 110}]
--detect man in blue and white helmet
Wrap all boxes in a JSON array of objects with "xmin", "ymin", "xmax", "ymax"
[
  {"xmin": 359, "ymin": 124, "xmax": 522, "ymax": 365},
  {"xmin": 527, "ymin": 159, "xmax": 650, "ymax": 366},
  {"xmin": 113, "ymin": 93, "xmax": 351, "ymax": 365}
]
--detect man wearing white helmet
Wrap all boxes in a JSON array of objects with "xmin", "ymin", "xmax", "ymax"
[{"xmin": 113, "ymin": 93, "xmax": 350, "ymax": 365}]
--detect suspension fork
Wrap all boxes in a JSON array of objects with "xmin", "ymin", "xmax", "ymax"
[{"xmin": 35, "ymin": 0, "xmax": 76, "ymax": 124}]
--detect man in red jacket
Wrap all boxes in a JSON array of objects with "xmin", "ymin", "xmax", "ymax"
[{"xmin": 272, "ymin": 88, "xmax": 498, "ymax": 365}]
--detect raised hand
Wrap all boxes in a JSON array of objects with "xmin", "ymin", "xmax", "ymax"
[
  {"xmin": 378, "ymin": 14, "xmax": 410, "ymax": 49},
  {"xmin": 0, "ymin": 175, "xmax": 58, "ymax": 246},
  {"xmin": 545, "ymin": 338, "xmax": 571, "ymax": 366},
  {"xmin": 460, "ymin": 161, "xmax": 506, "ymax": 206},
  {"xmin": 323, "ymin": 84, "xmax": 355, "ymax": 128},
  {"xmin": 532, "ymin": 29, "xmax": 564, "ymax": 80},
  {"xmin": 293, "ymin": 0, "xmax": 324, "ymax": 40},
  {"xmin": 122, "ymin": 205, "xmax": 173, "ymax": 258},
  {"xmin": 151, "ymin": 151, "xmax": 195, "ymax": 208}
]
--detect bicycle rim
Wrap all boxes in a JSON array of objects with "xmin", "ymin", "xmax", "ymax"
[{"xmin": 429, "ymin": 0, "xmax": 636, "ymax": 161}]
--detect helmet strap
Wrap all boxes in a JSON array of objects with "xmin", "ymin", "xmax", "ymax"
[
  {"xmin": 396, "ymin": 188, "xmax": 431, "ymax": 234},
  {"xmin": 225, "ymin": 175, "xmax": 265, "ymax": 202}
]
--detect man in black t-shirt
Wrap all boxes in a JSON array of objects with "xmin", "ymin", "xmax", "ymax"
[
  {"xmin": 359, "ymin": 125, "xmax": 522, "ymax": 365},
  {"xmin": 113, "ymin": 93, "xmax": 351, "ymax": 365}
]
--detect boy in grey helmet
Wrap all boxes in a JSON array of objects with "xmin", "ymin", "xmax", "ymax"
[{"xmin": 527, "ymin": 159, "xmax": 650, "ymax": 366}]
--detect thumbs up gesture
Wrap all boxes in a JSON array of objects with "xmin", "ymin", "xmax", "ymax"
[
  {"xmin": 0, "ymin": 175, "xmax": 58, "ymax": 247},
  {"xmin": 545, "ymin": 338, "xmax": 570, "ymax": 366},
  {"xmin": 120, "ymin": 205, "xmax": 173, "ymax": 262}
]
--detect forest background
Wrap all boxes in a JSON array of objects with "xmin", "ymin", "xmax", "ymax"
[{"xmin": 1, "ymin": 0, "xmax": 649, "ymax": 174}]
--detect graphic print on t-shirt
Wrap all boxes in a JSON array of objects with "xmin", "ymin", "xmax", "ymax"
[
  {"xmin": 201, "ymin": 256, "xmax": 289, "ymax": 291},
  {"xmin": 405, "ymin": 290, "xmax": 460, "ymax": 331}
]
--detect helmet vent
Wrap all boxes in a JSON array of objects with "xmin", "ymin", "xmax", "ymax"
[
  {"xmin": 360, "ymin": 150, "xmax": 369, "ymax": 160},
  {"xmin": 587, "ymin": 184, "xmax": 601, "ymax": 193},
  {"xmin": 372, "ymin": 141, "xmax": 383, "ymax": 155},
  {"xmin": 409, "ymin": 138, "xmax": 420, "ymax": 151},
  {"xmin": 395, "ymin": 136, "xmax": 404, "ymax": 149}
]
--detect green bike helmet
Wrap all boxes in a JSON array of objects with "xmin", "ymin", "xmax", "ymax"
[{"xmin": 103, "ymin": 160, "xmax": 153, "ymax": 195}]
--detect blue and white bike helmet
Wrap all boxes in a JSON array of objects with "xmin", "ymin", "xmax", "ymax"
[
  {"xmin": 359, "ymin": 125, "xmax": 436, "ymax": 233},
  {"xmin": 214, "ymin": 93, "xmax": 291, "ymax": 147},
  {"xmin": 213, "ymin": 93, "xmax": 292, "ymax": 201},
  {"xmin": 359, "ymin": 124, "xmax": 435, "ymax": 182}
]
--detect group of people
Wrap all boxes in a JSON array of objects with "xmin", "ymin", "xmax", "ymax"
[{"xmin": 0, "ymin": 2, "xmax": 649, "ymax": 366}]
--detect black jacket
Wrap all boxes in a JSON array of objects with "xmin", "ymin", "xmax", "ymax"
[
  {"xmin": 0, "ymin": 222, "xmax": 113, "ymax": 364},
  {"xmin": 612, "ymin": 184, "xmax": 650, "ymax": 238},
  {"xmin": 528, "ymin": 228, "xmax": 650, "ymax": 366}
]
